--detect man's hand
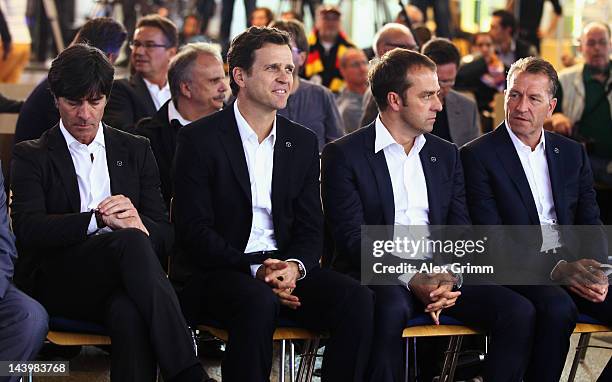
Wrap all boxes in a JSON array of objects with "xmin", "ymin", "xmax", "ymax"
[
  {"xmin": 549, "ymin": 113, "xmax": 573, "ymax": 136},
  {"xmin": 409, "ymin": 272, "xmax": 461, "ymax": 325},
  {"xmin": 255, "ymin": 259, "xmax": 301, "ymax": 308},
  {"xmin": 97, "ymin": 195, "xmax": 149, "ymax": 235},
  {"xmin": 553, "ymin": 259, "xmax": 608, "ymax": 303}
]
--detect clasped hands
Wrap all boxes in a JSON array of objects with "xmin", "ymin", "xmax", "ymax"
[
  {"xmin": 552, "ymin": 259, "xmax": 608, "ymax": 303},
  {"xmin": 256, "ymin": 258, "xmax": 301, "ymax": 309},
  {"xmin": 409, "ymin": 272, "xmax": 461, "ymax": 325},
  {"xmin": 96, "ymin": 195, "xmax": 149, "ymax": 236}
]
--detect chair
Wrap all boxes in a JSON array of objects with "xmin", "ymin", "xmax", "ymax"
[
  {"xmin": 47, "ymin": 317, "xmax": 110, "ymax": 346},
  {"xmin": 402, "ymin": 314, "xmax": 483, "ymax": 382},
  {"xmin": 197, "ymin": 317, "xmax": 326, "ymax": 382},
  {"xmin": 567, "ymin": 313, "xmax": 612, "ymax": 382}
]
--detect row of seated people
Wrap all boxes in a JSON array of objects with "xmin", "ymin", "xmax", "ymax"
[{"xmin": 2, "ymin": 23, "xmax": 612, "ymax": 382}]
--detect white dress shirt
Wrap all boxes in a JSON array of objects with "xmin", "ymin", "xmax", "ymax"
[
  {"xmin": 167, "ymin": 100, "xmax": 192, "ymax": 126},
  {"xmin": 59, "ymin": 121, "xmax": 112, "ymax": 234},
  {"xmin": 234, "ymin": 102, "xmax": 306, "ymax": 279},
  {"xmin": 375, "ymin": 117, "xmax": 430, "ymax": 227},
  {"xmin": 506, "ymin": 124, "xmax": 561, "ymax": 252},
  {"xmin": 143, "ymin": 78, "xmax": 171, "ymax": 111}
]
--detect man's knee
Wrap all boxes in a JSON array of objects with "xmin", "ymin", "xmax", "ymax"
[{"xmin": 2, "ymin": 290, "xmax": 49, "ymax": 353}]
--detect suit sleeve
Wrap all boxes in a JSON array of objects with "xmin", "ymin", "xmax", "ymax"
[
  {"xmin": 173, "ymin": 128, "xmax": 253, "ymax": 273},
  {"xmin": 284, "ymin": 136, "xmax": 324, "ymax": 272},
  {"xmin": 460, "ymin": 145, "xmax": 503, "ymax": 224},
  {"xmin": 0, "ymin": 169, "xmax": 16, "ymax": 298},
  {"xmin": 447, "ymin": 147, "xmax": 472, "ymax": 225},
  {"xmin": 10, "ymin": 144, "xmax": 92, "ymax": 249},
  {"xmin": 575, "ymin": 144, "xmax": 601, "ymax": 225},
  {"xmin": 321, "ymin": 142, "xmax": 365, "ymax": 271},
  {"xmin": 104, "ymin": 81, "xmax": 137, "ymax": 132},
  {"xmin": 136, "ymin": 138, "xmax": 173, "ymax": 256}
]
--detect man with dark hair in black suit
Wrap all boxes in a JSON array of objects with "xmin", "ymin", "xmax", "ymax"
[
  {"xmin": 11, "ymin": 43, "xmax": 214, "ymax": 382},
  {"xmin": 173, "ymin": 26, "xmax": 374, "ymax": 382}
]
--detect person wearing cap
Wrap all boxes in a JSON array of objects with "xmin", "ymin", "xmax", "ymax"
[{"xmin": 305, "ymin": 5, "xmax": 355, "ymax": 93}]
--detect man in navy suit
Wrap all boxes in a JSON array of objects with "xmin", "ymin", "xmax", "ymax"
[
  {"xmin": 321, "ymin": 48, "xmax": 534, "ymax": 382},
  {"xmin": 173, "ymin": 27, "xmax": 374, "ymax": 382},
  {"xmin": 0, "ymin": 169, "xmax": 48, "ymax": 382},
  {"xmin": 461, "ymin": 56, "xmax": 612, "ymax": 381}
]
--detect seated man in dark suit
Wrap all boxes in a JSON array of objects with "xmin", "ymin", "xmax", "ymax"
[
  {"xmin": 321, "ymin": 48, "xmax": 534, "ymax": 382},
  {"xmin": 103, "ymin": 15, "xmax": 178, "ymax": 132},
  {"xmin": 461, "ymin": 56, "xmax": 612, "ymax": 381},
  {"xmin": 11, "ymin": 44, "xmax": 214, "ymax": 382},
  {"xmin": 173, "ymin": 27, "xmax": 374, "ymax": 382},
  {"xmin": 136, "ymin": 42, "xmax": 228, "ymax": 209},
  {"xmin": 15, "ymin": 17, "xmax": 127, "ymax": 144},
  {"xmin": 0, "ymin": 168, "xmax": 48, "ymax": 382}
]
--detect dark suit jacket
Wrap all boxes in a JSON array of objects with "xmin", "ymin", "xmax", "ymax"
[
  {"xmin": 10, "ymin": 124, "xmax": 171, "ymax": 292},
  {"xmin": 460, "ymin": 124, "xmax": 604, "ymax": 272},
  {"xmin": 321, "ymin": 123, "xmax": 471, "ymax": 277},
  {"xmin": 14, "ymin": 78, "xmax": 58, "ymax": 144},
  {"xmin": 134, "ymin": 100, "xmax": 180, "ymax": 209},
  {"xmin": 0, "ymin": 169, "xmax": 17, "ymax": 299},
  {"xmin": 173, "ymin": 104, "xmax": 322, "ymax": 277},
  {"xmin": 104, "ymin": 74, "xmax": 157, "ymax": 132}
]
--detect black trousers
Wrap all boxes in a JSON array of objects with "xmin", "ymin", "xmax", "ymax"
[
  {"xmin": 368, "ymin": 284, "xmax": 534, "ymax": 382},
  {"xmin": 179, "ymin": 267, "xmax": 374, "ymax": 382},
  {"xmin": 34, "ymin": 229, "xmax": 200, "ymax": 382}
]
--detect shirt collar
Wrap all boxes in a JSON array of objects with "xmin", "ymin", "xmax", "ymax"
[
  {"xmin": 59, "ymin": 119, "xmax": 105, "ymax": 149},
  {"xmin": 143, "ymin": 77, "xmax": 169, "ymax": 94},
  {"xmin": 234, "ymin": 101, "xmax": 277, "ymax": 146},
  {"xmin": 167, "ymin": 100, "xmax": 192, "ymax": 126},
  {"xmin": 374, "ymin": 115, "xmax": 426, "ymax": 154},
  {"xmin": 505, "ymin": 122, "xmax": 545, "ymax": 153}
]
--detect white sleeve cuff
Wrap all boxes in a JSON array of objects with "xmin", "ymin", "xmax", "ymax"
[
  {"xmin": 87, "ymin": 212, "xmax": 99, "ymax": 235},
  {"xmin": 286, "ymin": 258, "xmax": 306, "ymax": 280},
  {"xmin": 250, "ymin": 264, "xmax": 262, "ymax": 278},
  {"xmin": 550, "ymin": 260, "xmax": 567, "ymax": 281}
]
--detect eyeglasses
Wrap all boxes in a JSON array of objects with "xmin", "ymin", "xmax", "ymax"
[
  {"xmin": 439, "ymin": 79, "xmax": 456, "ymax": 87},
  {"xmin": 346, "ymin": 60, "xmax": 369, "ymax": 68},
  {"xmin": 129, "ymin": 41, "xmax": 170, "ymax": 50}
]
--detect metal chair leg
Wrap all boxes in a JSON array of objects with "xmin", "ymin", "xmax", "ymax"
[
  {"xmin": 439, "ymin": 336, "xmax": 462, "ymax": 382},
  {"xmin": 404, "ymin": 337, "xmax": 410, "ymax": 382},
  {"xmin": 290, "ymin": 341, "xmax": 296, "ymax": 382},
  {"xmin": 296, "ymin": 339, "xmax": 311, "ymax": 382},
  {"xmin": 280, "ymin": 339, "xmax": 286, "ymax": 382},
  {"xmin": 305, "ymin": 338, "xmax": 320, "ymax": 381},
  {"xmin": 568, "ymin": 333, "xmax": 591, "ymax": 382},
  {"xmin": 448, "ymin": 336, "xmax": 464, "ymax": 381},
  {"xmin": 578, "ymin": 333, "xmax": 591, "ymax": 362}
]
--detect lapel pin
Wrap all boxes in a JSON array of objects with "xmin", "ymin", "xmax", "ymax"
[
  {"xmin": 116, "ymin": 161, "xmax": 123, "ymax": 167},
  {"xmin": 430, "ymin": 156, "xmax": 437, "ymax": 162},
  {"xmin": 286, "ymin": 141, "xmax": 292, "ymax": 148},
  {"xmin": 554, "ymin": 147, "xmax": 559, "ymax": 154}
]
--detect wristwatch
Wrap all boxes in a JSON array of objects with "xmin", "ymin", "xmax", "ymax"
[{"xmin": 291, "ymin": 260, "xmax": 306, "ymax": 279}]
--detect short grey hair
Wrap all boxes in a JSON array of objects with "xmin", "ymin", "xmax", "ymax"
[
  {"xmin": 372, "ymin": 23, "xmax": 414, "ymax": 57},
  {"xmin": 507, "ymin": 56, "xmax": 559, "ymax": 97},
  {"xmin": 168, "ymin": 42, "xmax": 223, "ymax": 103}
]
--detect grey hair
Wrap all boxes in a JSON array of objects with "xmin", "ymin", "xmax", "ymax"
[
  {"xmin": 372, "ymin": 23, "xmax": 414, "ymax": 57},
  {"xmin": 168, "ymin": 42, "xmax": 223, "ymax": 103}
]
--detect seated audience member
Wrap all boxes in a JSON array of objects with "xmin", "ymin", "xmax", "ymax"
[
  {"xmin": 489, "ymin": 10, "xmax": 537, "ymax": 69},
  {"xmin": 305, "ymin": 5, "xmax": 355, "ymax": 93},
  {"xmin": 15, "ymin": 17, "xmax": 127, "ymax": 144},
  {"xmin": 336, "ymin": 48, "xmax": 369, "ymax": 133},
  {"xmin": 11, "ymin": 44, "xmax": 214, "ymax": 382},
  {"xmin": 422, "ymin": 38, "xmax": 480, "ymax": 147},
  {"xmin": 136, "ymin": 42, "xmax": 227, "ymax": 209},
  {"xmin": 103, "ymin": 15, "xmax": 178, "ymax": 132},
  {"xmin": 250, "ymin": 7, "xmax": 274, "ymax": 27},
  {"xmin": 361, "ymin": 23, "xmax": 418, "ymax": 126},
  {"xmin": 322, "ymin": 48, "xmax": 533, "ymax": 382},
  {"xmin": 179, "ymin": 15, "xmax": 209, "ymax": 45},
  {"xmin": 461, "ymin": 56, "xmax": 612, "ymax": 382},
  {"xmin": 271, "ymin": 20, "xmax": 344, "ymax": 151},
  {"xmin": 173, "ymin": 27, "xmax": 373, "ymax": 382},
  {"xmin": 549, "ymin": 22, "xmax": 612, "ymax": 222},
  {"xmin": 0, "ymin": 169, "xmax": 48, "ymax": 382},
  {"xmin": 456, "ymin": 32, "xmax": 505, "ymax": 132}
]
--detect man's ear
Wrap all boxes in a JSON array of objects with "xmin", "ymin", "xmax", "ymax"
[
  {"xmin": 233, "ymin": 67, "xmax": 246, "ymax": 88},
  {"xmin": 180, "ymin": 81, "xmax": 191, "ymax": 99}
]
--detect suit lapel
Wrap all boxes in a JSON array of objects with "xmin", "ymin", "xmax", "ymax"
[
  {"xmin": 494, "ymin": 125, "xmax": 540, "ymax": 224},
  {"xmin": 218, "ymin": 107, "xmax": 251, "ymax": 202},
  {"xmin": 103, "ymin": 125, "xmax": 129, "ymax": 195},
  {"xmin": 419, "ymin": 138, "xmax": 442, "ymax": 224},
  {"xmin": 47, "ymin": 126, "xmax": 80, "ymax": 212},
  {"xmin": 272, "ymin": 118, "xmax": 292, "ymax": 226},
  {"xmin": 544, "ymin": 132, "xmax": 566, "ymax": 224},
  {"xmin": 363, "ymin": 124, "xmax": 394, "ymax": 225},
  {"xmin": 132, "ymin": 74, "xmax": 157, "ymax": 116}
]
